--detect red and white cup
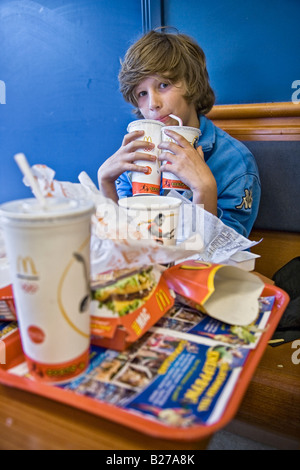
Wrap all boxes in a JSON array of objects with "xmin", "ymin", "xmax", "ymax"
[
  {"xmin": 161, "ymin": 126, "xmax": 201, "ymax": 191},
  {"xmin": 118, "ymin": 195, "xmax": 182, "ymax": 246},
  {"xmin": 127, "ymin": 120, "xmax": 165, "ymax": 196},
  {"xmin": 0, "ymin": 198, "xmax": 94, "ymax": 384}
]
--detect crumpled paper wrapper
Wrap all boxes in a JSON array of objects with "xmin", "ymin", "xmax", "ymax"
[{"xmin": 17, "ymin": 165, "xmax": 259, "ymax": 276}]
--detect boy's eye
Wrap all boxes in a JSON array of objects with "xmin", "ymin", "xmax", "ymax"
[
  {"xmin": 159, "ymin": 82, "xmax": 169, "ymax": 89},
  {"xmin": 137, "ymin": 90, "xmax": 147, "ymax": 98}
]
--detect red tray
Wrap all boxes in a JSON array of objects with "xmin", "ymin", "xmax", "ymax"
[{"xmin": 0, "ymin": 284, "xmax": 289, "ymax": 442}]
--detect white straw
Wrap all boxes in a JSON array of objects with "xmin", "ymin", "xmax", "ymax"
[
  {"xmin": 14, "ymin": 153, "xmax": 48, "ymax": 209},
  {"xmin": 78, "ymin": 171, "xmax": 98, "ymax": 191},
  {"xmin": 169, "ymin": 114, "xmax": 183, "ymax": 126}
]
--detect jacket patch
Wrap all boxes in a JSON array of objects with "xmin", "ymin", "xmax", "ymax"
[{"xmin": 236, "ymin": 189, "xmax": 253, "ymax": 210}]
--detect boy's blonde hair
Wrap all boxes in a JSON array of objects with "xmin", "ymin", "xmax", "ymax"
[{"xmin": 119, "ymin": 29, "xmax": 215, "ymax": 117}]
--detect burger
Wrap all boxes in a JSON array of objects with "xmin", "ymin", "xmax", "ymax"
[{"xmin": 91, "ymin": 266, "xmax": 157, "ymax": 317}]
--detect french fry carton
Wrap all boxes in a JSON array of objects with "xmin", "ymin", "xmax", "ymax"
[
  {"xmin": 163, "ymin": 260, "xmax": 265, "ymax": 326},
  {"xmin": 90, "ymin": 266, "xmax": 174, "ymax": 350}
]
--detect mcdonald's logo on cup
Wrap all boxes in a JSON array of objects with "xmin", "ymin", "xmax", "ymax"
[
  {"xmin": 16, "ymin": 255, "xmax": 40, "ymax": 294},
  {"xmin": 17, "ymin": 255, "xmax": 39, "ymax": 280},
  {"xmin": 156, "ymin": 289, "xmax": 171, "ymax": 311}
]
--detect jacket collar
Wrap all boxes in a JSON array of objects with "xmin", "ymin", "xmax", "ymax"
[{"xmin": 198, "ymin": 115, "xmax": 215, "ymax": 152}]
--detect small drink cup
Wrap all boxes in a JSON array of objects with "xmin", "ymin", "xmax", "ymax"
[
  {"xmin": 118, "ymin": 195, "xmax": 182, "ymax": 246},
  {"xmin": 161, "ymin": 126, "xmax": 201, "ymax": 191},
  {"xmin": 0, "ymin": 197, "xmax": 94, "ymax": 384},
  {"xmin": 127, "ymin": 120, "xmax": 165, "ymax": 196}
]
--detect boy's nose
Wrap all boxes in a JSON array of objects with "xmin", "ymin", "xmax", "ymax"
[{"xmin": 148, "ymin": 91, "xmax": 161, "ymax": 110}]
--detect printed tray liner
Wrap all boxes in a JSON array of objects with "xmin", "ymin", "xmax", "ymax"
[{"xmin": 0, "ymin": 284, "xmax": 289, "ymax": 442}]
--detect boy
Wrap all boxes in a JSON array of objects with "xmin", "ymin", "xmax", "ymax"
[{"xmin": 97, "ymin": 29, "xmax": 260, "ymax": 237}]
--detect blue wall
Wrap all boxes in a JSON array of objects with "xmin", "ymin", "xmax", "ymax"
[
  {"xmin": 164, "ymin": 0, "xmax": 300, "ymax": 105},
  {"xmin": 0, "ymin": 0, "xmax": 142, "ymax": 203},
  {"xmin": 1, "ymin": 0, "xmax": 299, "ymax": 203}
]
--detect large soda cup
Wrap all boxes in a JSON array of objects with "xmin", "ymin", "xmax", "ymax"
[
  {"xmin": 0, "ymin": 198, "xmax": 94, "ymax": 384},
  {"xmin": 161, "ymin": 126, "xmax": 201, "ymax": 191},
  {"xmin": 127, "ymin": 120, "xmax": 165, "ymax": 196}
]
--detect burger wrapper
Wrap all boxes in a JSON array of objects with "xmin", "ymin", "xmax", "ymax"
[
  {"xmin": 163, "ymin": 260, "xmax": 265, "ymax": 326},
  {"xmin": 90, "ymin": 266, "xmax": 174, "ymax": 350}
]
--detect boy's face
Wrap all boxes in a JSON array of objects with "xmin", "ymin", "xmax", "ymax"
[{"xmin": 135, "ymin": 75, "xmax": 199, "ymax": 128}]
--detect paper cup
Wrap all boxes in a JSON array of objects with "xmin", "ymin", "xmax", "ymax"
[
  {"xmin": 118, "ymin": 195, "xmax": 182, "ymax": 246},
  {"xmin": 0, "ymin": 197, "xmax": 94, "ymax": 384},
  {"xmin": 127, "ymin": 120, "xmax": 165, "ymax": 196},
  {"xmin": 161, "ymin": 126, "xmax": 201, "ymax": 191}
]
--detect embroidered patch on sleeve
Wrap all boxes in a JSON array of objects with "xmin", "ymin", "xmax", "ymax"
[{"xmin": 236, "ymin": 189, "xmax": 253, "ymax": 210}]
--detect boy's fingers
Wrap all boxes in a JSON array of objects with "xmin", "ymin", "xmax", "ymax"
[
  {"xmin": 135, "ymin": 164, "xmax": 154, "ymax": 173},
  {"xmin": 122, "ymin": 130, "xmax": 144, "ymax": 145},
  {"xmin": 124, "ymin": 162, "xmax": 155, "ymax": 174},
  {"xmin": 130, "ymin": 151, "xmax": 157, "ymax": 161},
  {"xmin": 158, "ymin": 141, "xmax": 180, "ymax": 154},
  {"xmin": 161, "ymin": 129, "xmax": 188, "ymax": 146},
  {"xmin": 127, "ymin": 141, "xmax": 156, "ymax": 155},
  {"xmin": 197, "ymin": 145, "xmax": 204, "ymax": 160},
  {"xmin": 158, "ymin": 151, "xmax": 175, "ymax": 163}
]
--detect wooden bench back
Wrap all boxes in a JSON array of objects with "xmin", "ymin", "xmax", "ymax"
[{"xmin": 207, "ymin": 102, "xmax": 300, "ymax": 278}]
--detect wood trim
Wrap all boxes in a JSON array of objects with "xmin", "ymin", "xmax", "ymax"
[
  {"xmin": 250, "ymin": 229, "xmax": 300, "ymax": 279},
  {"xmin": 207, "ymin": 102, "xmax": 300, "ymax": 119},
  {"xmin": 206, "ymin": 102, "xmax": 300, "ymax": 141}
]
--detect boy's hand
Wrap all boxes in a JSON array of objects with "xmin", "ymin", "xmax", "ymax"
[
  {"xmin": 158, "ymin": 129, "xmax": 217, "ymax": 215},
  {"xmin": 98, "ymin": 130, "xmax": 157, "ymax": 200}
]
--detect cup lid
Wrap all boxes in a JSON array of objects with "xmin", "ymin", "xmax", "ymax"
[
  {"xmin": 0, "ymin": 198, "xmax": 95, "ymax": 220},
  {"xmin": 127, "ymin": 119, "xmax": 165, "ymax": 132},
  {"xmin": 118, "ymin": 195, "xmax": 182, "ymax": 210},
  {"xmin": 162, "ymin": 126, "xmax": 201, "ymax": 135}
]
